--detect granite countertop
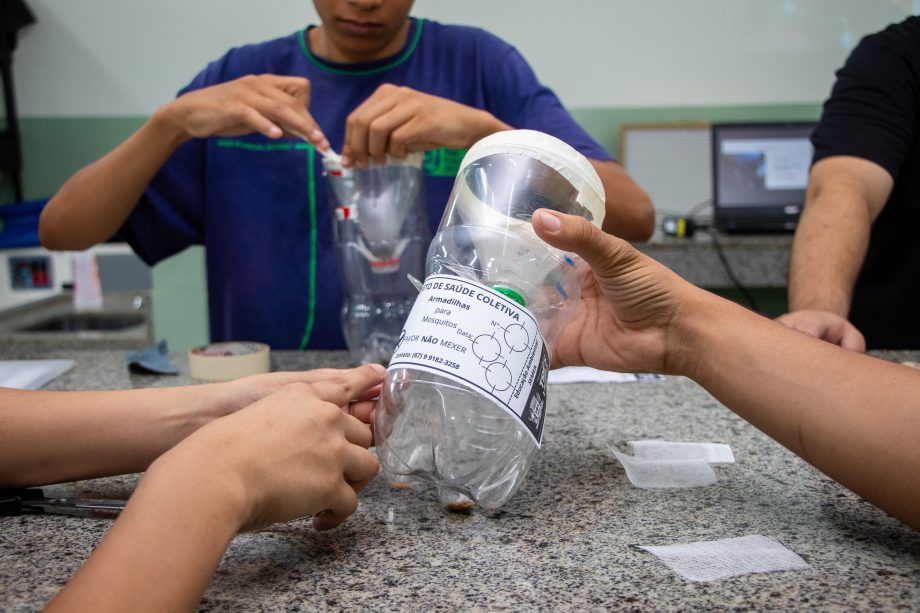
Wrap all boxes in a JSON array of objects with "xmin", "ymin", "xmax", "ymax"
[
  {"xmin": 1, "ymin": 348, "xmax": 918, "ymax": 610},
  {"xmin": 635, "ymin": 231, "xmax": 793, "ymax": 288}
]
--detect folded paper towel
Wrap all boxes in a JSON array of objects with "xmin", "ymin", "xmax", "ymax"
[
  {"xmin": 0, "ymin": 360, "xmax": 74, "ymax": 390},
  {"xmin": 640, "ymin": 534, "xmax": 809, "ymax": 582},
  {"xmin": 613, "ymin": 440, "xmax": 734, "ymax": 489}
]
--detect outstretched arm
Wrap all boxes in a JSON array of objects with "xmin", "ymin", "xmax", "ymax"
[
  {"xmin": 0, "ymin": 367, "xmax": 380, "ymax": 488},
  {"xmin": 46, "ymin": 364, "xmax": 383, "ymax": 612},
  {"xmin": 39, "ymin": 75, "xmax": 329, "ymax": 250},
  {"xmin": 533, "ymin": 209, "xmax": 920, "ymax": 529}
]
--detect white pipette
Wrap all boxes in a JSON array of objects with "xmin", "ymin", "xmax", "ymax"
[
  {"xmin": 319, "ymin": 147, "xmax": 342, "ymax": 164},
  {"xmin": 285, "ymin": 125, "xmax": 342, "ymax": 163}
]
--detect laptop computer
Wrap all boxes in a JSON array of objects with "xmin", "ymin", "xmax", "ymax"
[{"xmin": 712, "ymin": 122, "xmax": 816, "ymax": 233}]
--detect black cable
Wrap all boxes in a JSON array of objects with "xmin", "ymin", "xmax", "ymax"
[
  {"xmin": 657, "ymin": 199, "xmax": 713, "ymax": 221},
  {"xmin": 707, "ymin": 230, "xmax": 761, "ymax": 313},
  {"xmin": 685, "ymin": 198, "xmax": 712, "ymax": 219},
  {"xmin": 659, "ymin": 198, "xmax": 760, "ymax": 313},
  {"xmin": 659, "ymin": 200, "xmax": 712, "ymax": 237},
  {"xmin": 680, "ymin": 199, "xmax": 761, "ymax": 313}
]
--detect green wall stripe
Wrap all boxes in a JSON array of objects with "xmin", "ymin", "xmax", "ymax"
[
  {"xmin": 7, "ymin": 103, "xmax": 823, "ymax": 353},
  {"xmin": 12, "ymin": 103, "xmax": 823, "ymax": 202},
  {"xmin": 570, "ymin": 103, "xmax": 821, "ymax": 161},
  {"xmin": 15, "ymin": 116, "xmax": 147, "ymax": 202}
]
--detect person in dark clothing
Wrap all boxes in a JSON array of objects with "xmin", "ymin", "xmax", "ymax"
[{"xmin": 779, "ymin": 15, "xmax": 920, "ymax": 351}]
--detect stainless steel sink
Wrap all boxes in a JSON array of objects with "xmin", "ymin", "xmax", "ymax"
[
  {"xmin": 0, "ymin": 291, "xmax": 153, "ymax": 349},
  {"xmin": 18, "ymin": 313, "xmax": 146, "ymax": 333}
]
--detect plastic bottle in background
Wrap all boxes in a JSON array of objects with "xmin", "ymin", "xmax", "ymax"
[
  {"xmin": 72, "ymin": 249, "xmax": 103, "ymax": 311},
  {"xmin": 375, "ymin": 130, "xmax": 606, "ymax": 510},
  {"xmin": 324, "ymin": 153, "xmax": 429, "ymax": 365}
]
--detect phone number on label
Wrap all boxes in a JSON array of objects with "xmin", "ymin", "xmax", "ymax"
[{"xmin": 413, "ymin": 352, "xmax": 460, "ymax": 370}]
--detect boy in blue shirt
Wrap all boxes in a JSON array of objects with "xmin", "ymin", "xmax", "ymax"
[{"xmin": 40, "ymin": 0, "xmax": 654, "ymax": 349}]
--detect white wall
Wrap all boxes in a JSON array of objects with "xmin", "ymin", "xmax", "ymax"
[{"xmin": 13, "ymin": 0, "xmax": 913, "ymax": 117}]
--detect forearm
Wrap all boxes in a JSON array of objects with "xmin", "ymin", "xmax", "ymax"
[
  {"xmin": 43, "ymin": 364, "xmax": 383, "ymax": 611},
  {"xmin": 787, "ymin": 197, "xmax": 871, "ymax": 315},
  {"xmin": 0, "ymin": 385, "xmax": 226, "ymax": 487},
  {"xmin": 39, "ymin": 107, "xmax": 191, "ymax": 250},
  {"xmin": 592, "ymin": 160, "xmax": 655, "ymax": 241},
  {"xmin": 675, "ymin": 293, "xmax": 920, "ymax": 528},
  {"xmin": 788, "ymin": 157, "xmax": 891, "ymax": 315},
  {"xmin": 46, "ymin": 452, "xmax": 245, "ymax": 611},
  {"xmin": 464, "ymin": 110, "xmax": 511, "ymax": 148}
]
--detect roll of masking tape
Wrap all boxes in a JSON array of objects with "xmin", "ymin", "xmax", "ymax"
[{"xmin": 188, "ymin": 342, "xmax": 270, "ymax": 381}]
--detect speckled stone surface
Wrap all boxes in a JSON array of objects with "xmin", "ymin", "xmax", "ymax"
[
  {"xmin": 636, "ymin": 232, "xmax": 792, "ymax": 288},
  {"xmin": 1, "ymin": 348, "xmax": 919, "ymax": 611}
]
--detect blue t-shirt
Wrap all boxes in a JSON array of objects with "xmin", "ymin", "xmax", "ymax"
[{"xmin": 121, "ymin": 18, "xmax": 612, "ymax": 349}]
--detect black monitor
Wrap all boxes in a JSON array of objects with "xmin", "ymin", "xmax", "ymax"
[{"xmin": 712, "ymin": 121, "xmax": 816, "ymax": 233}]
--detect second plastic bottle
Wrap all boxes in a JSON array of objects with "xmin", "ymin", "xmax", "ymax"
[
  {"xmin": 325, "ymin": 153, "xmax": 429, "ymax": 365},
  {"xmin": 375, "ymin": 130, "xmax": 606, "ymax": 509}
]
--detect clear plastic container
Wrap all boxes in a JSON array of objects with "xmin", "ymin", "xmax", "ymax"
[
  {"xmin": 325, "ymin": 154, "xmax": 429, "ymax": 364},
  {"xmin": 375, "ymin": 130, "xmax": 606, "ymax": 509}
]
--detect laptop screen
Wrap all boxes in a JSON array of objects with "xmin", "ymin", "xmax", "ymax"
[{"xmin": 712, "ymin": 122, "xmax": 816, "ymax": 233}]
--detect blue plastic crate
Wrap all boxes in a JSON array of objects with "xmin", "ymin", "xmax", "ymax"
[{"xmin": 0, "ymin": 199, "xmax": 47, "ymax": 249}]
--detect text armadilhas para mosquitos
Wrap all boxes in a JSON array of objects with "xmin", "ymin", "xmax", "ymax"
[{"xmin": 424, "ymin": 280, "xmax": 521, "ymax": 320}]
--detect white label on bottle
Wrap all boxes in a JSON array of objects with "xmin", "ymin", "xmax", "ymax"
[{"xmin": 388, "ymin": 274, "xmax": 550, "ymax": 447}]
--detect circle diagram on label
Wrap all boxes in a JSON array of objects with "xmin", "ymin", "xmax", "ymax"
[
  {"xmin": 504, "ymin": 323, "xmax": 530, "ymax": 352},
  {"xmin": 485, "ymin": 362, "xmax": 513, "ymax": 392},
  {"xmin": 387, "ymin": 274, "xmax": 549, "ymax": 446},
  {"xmin": 473, "ymin": 333, "xmax": 502, "ymax": 362}
]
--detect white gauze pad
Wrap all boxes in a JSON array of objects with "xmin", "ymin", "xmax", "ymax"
[
  {"xmin": 612, "ymin": 450, "xmax": 717, "ymax": 489},
  {"xmin": 640, "ymin": 534, "xmax": 810, "ymax": 582},
  {"xmin": 629, "ymin": 440, "xmax": 735, "ymax": 463}
]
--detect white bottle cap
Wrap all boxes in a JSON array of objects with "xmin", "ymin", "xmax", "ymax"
[{"xmin": 458, "ymin": 130, "xmax": 606, "ymax": 228}]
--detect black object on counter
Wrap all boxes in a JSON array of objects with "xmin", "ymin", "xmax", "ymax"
[
  {"xmin": 126, "ymin": 339, "xmax": 179, "ymax": 375},
  {"xmin": 0, "ymin": 488, "xmax": 124, "ymax": 518}
]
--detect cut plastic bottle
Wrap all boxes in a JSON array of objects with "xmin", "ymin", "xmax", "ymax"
[
  {"xmin": 325, "ymin": 153, "xmax": 429, "ymax": 364},
  {"xmin": 375, "ymin": 130, "xmax": 606, "ymax": 509}
]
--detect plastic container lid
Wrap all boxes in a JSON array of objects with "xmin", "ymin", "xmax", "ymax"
[{"xmin": 457, "ymin": 130, "xmax": 606, "ymax": 228}]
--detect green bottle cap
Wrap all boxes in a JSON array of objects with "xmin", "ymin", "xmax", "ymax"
[{"xmin": 492, "ymin": 285, "xmax": 526, "ymax": 307}]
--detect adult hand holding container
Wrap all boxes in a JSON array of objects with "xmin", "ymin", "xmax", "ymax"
[{"xmin": 376, "ymin": 130, "xmax": 606, "ymax": 509}]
